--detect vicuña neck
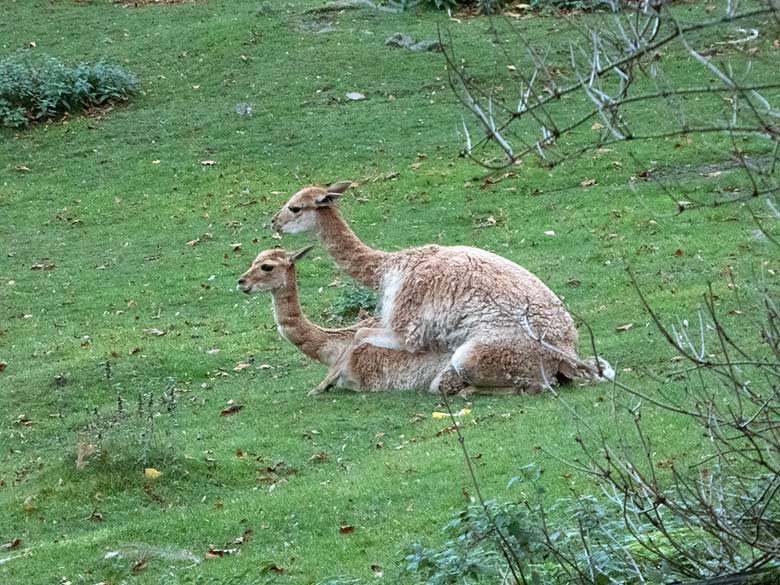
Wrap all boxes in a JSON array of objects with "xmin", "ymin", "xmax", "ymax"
[
  {"xmin": 316, "ymin": 207, "xmax": 388, "ymax": 289},
  {"xmin": 270, "ymin": 268, "xmax": 332, "ymax": 363}
]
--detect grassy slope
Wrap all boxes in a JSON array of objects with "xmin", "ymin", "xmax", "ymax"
[{"xmin": 0, "ymin": 1, "xmax": 777, "ymax": 583}]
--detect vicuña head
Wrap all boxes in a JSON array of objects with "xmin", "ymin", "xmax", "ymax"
[
  {"xmin": 237, "ymin": 246, "xmax": 313, "ymax": 294},
  {"xmin": 270, "ymin": 181, "xmax": 352, "ymax": 234}
]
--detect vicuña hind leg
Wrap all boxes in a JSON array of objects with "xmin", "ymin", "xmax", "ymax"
[{"xmin": 443, "ymin": 337, "xmax": 563, "ymax": 395}]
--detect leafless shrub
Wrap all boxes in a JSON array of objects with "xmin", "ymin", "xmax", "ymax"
[{"xmin": 445, "ymin": 0, "xmax": 779, "ymax": 205}]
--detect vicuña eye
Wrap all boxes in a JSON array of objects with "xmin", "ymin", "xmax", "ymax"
[
  {"xmin": 288, "ymin": 206, "xmax": 301, "ymax": 213},
  {"xmin": 260, "ymin": 264, "xmax": 274, "ymax": 272}
]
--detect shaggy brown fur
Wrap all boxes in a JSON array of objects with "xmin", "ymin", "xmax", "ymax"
[
  {"xmin": 270, "ymin": 182, "xmax": 610, "ymax": 393},
  {"xmin": 238, "ymin": 248, "xmax": 450, "ymax": 394}
]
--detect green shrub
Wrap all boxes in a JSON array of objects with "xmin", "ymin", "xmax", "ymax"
[
  {"xmin": 0, "ymin": 51, "xmax": 138, "ymax": 127},
  {"xmin": 327, "ymin": 283, "xmax": 377, "ymax": 324}
]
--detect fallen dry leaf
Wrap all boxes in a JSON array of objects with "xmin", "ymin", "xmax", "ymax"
[
  {"xmin": 580, "ymin": 178, "xmax": 597, "ymax": 187},
  {"xmin": 200, "ymin": 160, "xmax": 217, "ymax": 166},
  {"xmin": 591, "ymin": 122, "xmax": 604, "ymax": 130},
  {"xmin": 0, "ymin": 362, "xmax": 6, "ymax": 372},
  {"xmin": 16, "ymin": 415, "xmax": 32, "ymax": 427},
  {"xmin": 544, "ymin": 230, "xmax": 556, "ymax": 236},
  {"xmin": 309, "ymin": 452, "xmax": 329, "ymax": 463},
  {"xmin": 437, "ymin": 423, "xmax": 460, "ymax": 436},
  {"xmin": 221, "ymin": 404, "xmax": 244, "ymax": 416},
  {"xmin": 143, "ymin": 328, "xmax": 167, "ymax": 336},
  {"xmin": 616, "ymin": 323, "xmax": 634, "ymax": 332},
  {"xmin": 16, "ymin": 165, "xmax": 31, "ymax": 173},
  {"xmin": 30, "ymin": 263, "xmax": 56, "ymax": 271},
  {"xmin": 271, "ymin": 232, "xmax": 282, "ymax": 240},
  {"xmin": 186, "ymin": 238, "xmax": 200, "ymax": 246},
  {"xmin": 131, "ymin": 558, "xmax": 148, "ymax": 575},
  {"xmin": 22, "ymin": 496, "xmax": 36, "ymax": 513},
  {"xmin": 205, "ymin": 546, "xmax": 238, "ymax": 559},
  {"xmin": 409, "ymin": 162, "xmax": 423, "ymax": 169},
  {"xmin": 339, "ymin": 525, "xmax": 355, "ymax": 534},
  {"xmin": 144, "ymin": 467, "xmax": 162, "ymax": 479},
  {"xmin": 1, "ymin": 539, "xmax": 21, "ymax": 551},
  {"xmin": 233, "ymin": 362, "xmax": 251, "ymax": 372},
  {"xmin": 261, "ymin": 563, "xmax": 285, "ymax": 574},
  {"xmin": 675, "ymin": 249, "xmax": 683, "ymax": 257},
  {"xmin": 75, "ymin": 442, "xmax": 96, "ymax": 470},
  {"xmin": 432, "ymin": 408, "xmax": 471, "ymax": 419}
]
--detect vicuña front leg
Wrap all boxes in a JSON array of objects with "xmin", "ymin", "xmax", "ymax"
[{"xmin": 308, "ymin": 363, "xmax": 343, "ymax": 396}]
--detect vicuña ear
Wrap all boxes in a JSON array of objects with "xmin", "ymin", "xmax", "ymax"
[
  {"xmin": 290, "ymin": 245, "xmax": 315, "ymax": 264},
  {"xmin": 327, "ymin": 181, "xmax": 352, "ymax": 195},
  {"xmin": 314, "ymin": 192, "xmax": 341, "ymax": 207}
]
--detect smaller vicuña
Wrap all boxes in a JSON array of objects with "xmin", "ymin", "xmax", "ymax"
[{"xmin": 237, "ymin": 247, "xmax": 450, "ymax": 395}]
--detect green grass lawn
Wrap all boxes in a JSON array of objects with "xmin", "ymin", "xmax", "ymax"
[{"xmin": 1, "ymin": 1, "xmax": 778, "ymax": 583}]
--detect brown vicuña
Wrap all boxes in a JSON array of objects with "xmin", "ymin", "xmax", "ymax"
[
  {"xmin": 237, "ymin": 247, "xmax": 450, "ymax": 395},
  {"xmin": 270, "ymin": 182, "xmax": 612, "ymax": 393}
]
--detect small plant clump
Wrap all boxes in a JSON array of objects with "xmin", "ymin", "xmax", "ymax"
[
  {"xmin": 0, "ymin": 51, "xmax": 138, "ymax": 127},
  {"xmin": 327, "ymin": 283, "xmax": 378, "ymax": 323}
]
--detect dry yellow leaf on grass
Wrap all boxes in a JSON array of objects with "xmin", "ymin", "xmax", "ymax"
[
  {"xmin": 432, "ymin": 409, "xmax": 472, "ymax": 419},
  {"xmin": 144, "ymin": 467, "xmax": 162, "ymax": 479}
]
